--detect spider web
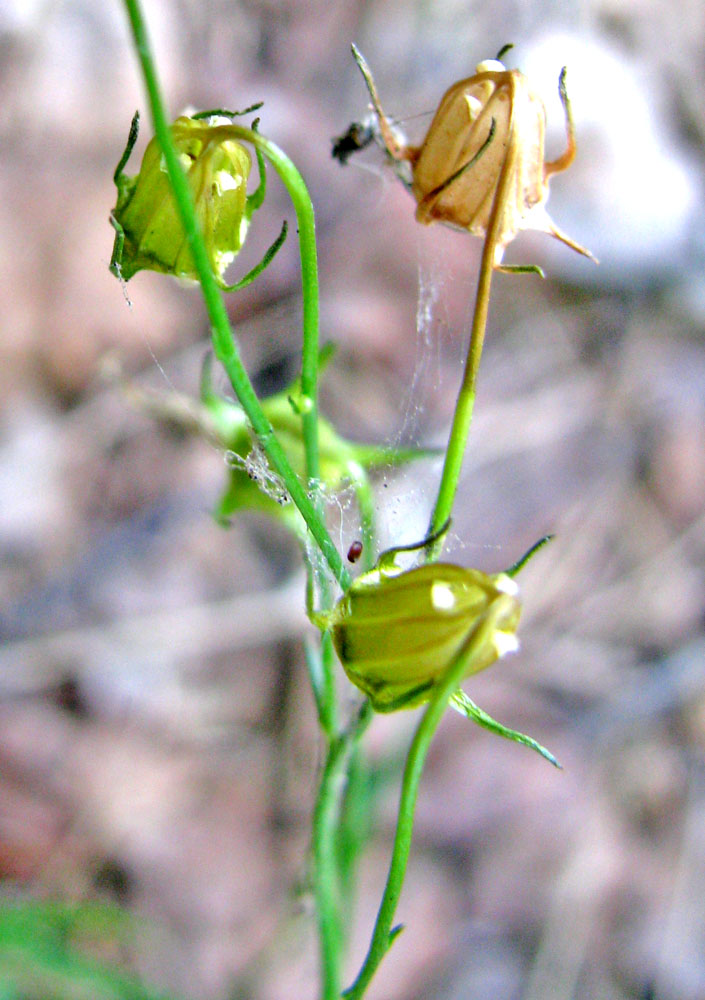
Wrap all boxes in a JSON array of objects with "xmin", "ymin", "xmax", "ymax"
[{"xmin": 370, "ymin": 231, "xmax": 481, "ymax": 558}]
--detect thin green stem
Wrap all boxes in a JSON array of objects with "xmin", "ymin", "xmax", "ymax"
[
  {"xmin": 226, "ymin": 126, "xmax": 322, "ymax": 488},
  {"xmin": 313, "ymin": 736, "xmax": 345, "ymax": 1000},
  {"xmin": 343, "ymin": 604, "xmax": 507, "ymax": 1000},
  {"xmin": 427, "ymin": 86, "xmax": 521, "ymax": 558},
  {"xmin": 120, "ymin": 0, "xmax": 349, "ymax": 591},
  {"xmin": 320, "ymin": 630, "xmax": 338, "ymax": 738},
  {"xmin": 426, "ymin": 238, "xmax": 492, "ymax": 541},
  {"xmin": 313, "ymin": 702, "xmax": 373, "ymax": 1000}
]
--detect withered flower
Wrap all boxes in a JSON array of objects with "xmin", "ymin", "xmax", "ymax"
[{"xmin": 347, "ymin": 47, "xmax": 595, "ymax": 267}]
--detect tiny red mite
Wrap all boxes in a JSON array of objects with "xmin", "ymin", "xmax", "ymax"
[{"xmin": 347, "ymin": 540, "xmax": 364, "ymax": 563}]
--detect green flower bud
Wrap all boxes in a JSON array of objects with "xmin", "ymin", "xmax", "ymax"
[
  {"xmin": 111, "ymin": 115, "xmax": 252, "ymax": 284},
  {"xmin": 321, "ymin": 561, "xmax": 521, "ymax": 712}
]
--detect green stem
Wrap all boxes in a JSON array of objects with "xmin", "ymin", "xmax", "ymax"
[
  {"xmin": 313, "ymin": 702, "xmax": 373, "ymax": 1000},
  {"xmin": 313, "ymin": 738, "xmax": 345, "ymax": 1000},
  {"xmin": 427, "ymin": 90, "xmax": 521, "ymax": 558},
  {"xmin": 426, "ymin": 237, "xmax": 492, "ymax": 544},
  {"xmin": 120, "ymin": 0, "xmax": 349, "ymax": 591},
  {"xmin": 345, "ymin": 104, "xmax": 527, "ymax": 997},
  {"xmin": 226, "ymin": 125, "xmax": 322, "ymax": 488},
  {"xmin": 320, "ymin": 630, "xmax": 338, "ymax": 738},
  {"xmin": 343, "ymin": 607, "xmax": 503, "ymax": 1000}
]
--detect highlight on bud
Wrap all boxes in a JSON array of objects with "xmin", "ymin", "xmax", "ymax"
[
  {"xmin": 318, "ymin": 560, "xmax": 521, "ymax": 712},
  {"xmin": 313, "ymin": 532, "xmax": 560, "ymax": 764},
  {"xmin": 341, "ymin": 45, "xmax": 595, "ymax": 269},
  {"xmin": 109, "ymin": 111, "xmax": 286, "ymax": 289}
]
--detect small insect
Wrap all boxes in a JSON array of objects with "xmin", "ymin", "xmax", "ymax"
[
  {"xmin": 338, "ymin": 44, "xmax": 595, "ymax": 269},
  {"xmin": 331, "ymin": 118, "xmax": 377, "ymax": 164},
  {"xmin": 347, "ymin": 539, "xmax": 364, "ymax": 563}
]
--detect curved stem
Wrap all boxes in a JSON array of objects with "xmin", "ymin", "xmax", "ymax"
[
  {"xmin": 215, "ymin": 124, "xmax": 322, "ymax": 490},
  {"xmin": 120, "ymin": 0, "xmax": 349, "ymax": 591}
]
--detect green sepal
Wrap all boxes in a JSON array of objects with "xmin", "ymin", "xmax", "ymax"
[
  {"xmin": 191, "ymin": 103, "xmax": 264, "ymax": 121},
  {"xmin": 374, "ymin": 518, "xmax": 450, "ymax": 573},
  {"xmin": 497, "ymin": 263, "xmax": 546, "ymax": 278},
  {"xmin": 504, "ymin": 534, "xmax": 554, "ymax": 577},
  {"xmin": 450, "ymin": 689, "xmax": 560, "ymax": 767}
]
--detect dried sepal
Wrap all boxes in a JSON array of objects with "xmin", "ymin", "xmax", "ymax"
[{"xmin": 346, "ymin": 46, "xmax": 595, "ymax": 268}]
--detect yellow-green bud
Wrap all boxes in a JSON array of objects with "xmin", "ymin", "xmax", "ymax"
[
  {"xmin": 322, "ymin": 562, "xmax": 521, "ymax": 712},
  {"xmin": 111, "ymin": 116, "xmax": 251, "ymax": 283}
]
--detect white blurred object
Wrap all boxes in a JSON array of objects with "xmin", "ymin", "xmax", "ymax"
[
  {"xmin": 0, "ymin": 0, "xmax": 44, "ymax": 33},
  {"xmin": 519, "ymin": 33, "xmax": 700, "ymax": 285}
]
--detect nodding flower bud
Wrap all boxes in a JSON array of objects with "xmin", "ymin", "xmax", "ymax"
[
  {"xmin": 317, "ymin": 560, "xmax": 521, "ymax": 713},
  {"xmin": 110, "ymin": 116, "xmax": 252, "ymax": 284}
]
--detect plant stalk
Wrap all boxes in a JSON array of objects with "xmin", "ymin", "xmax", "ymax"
[
  {"xmin": 427, "ymin": 89, "xmax": 521, "ymax": 557},
  {"xmin": 120, "ymin": 0, "xmax": 349, "ymax": 591},
  {"xmin": 313, "ymin": 702, "xmax": 373, "ymax": 1000}
]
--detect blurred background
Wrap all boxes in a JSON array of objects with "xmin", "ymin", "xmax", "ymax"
[{"xmin": 1, "ymin": 0, "xmax": 705, "ymax": 998}]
